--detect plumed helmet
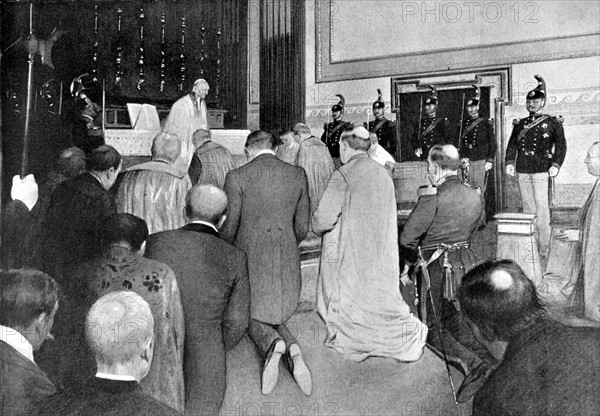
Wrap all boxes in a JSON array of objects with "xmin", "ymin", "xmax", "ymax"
[
  {"xmin": 465, "ymin": 85, "xmax": 481, "ymax": 107},
  {"xmin": 424, "ymin": 85, "xmax": 438, "ymax": 105},
  {"xmin": 372, "ymin": 89, "xmax": 385, "ymax": 109},
  {"xmin": 331, "ymin": 94, "xmax": 345, "ymax": 112},
  {"xmin": 527, "ymin": 75, "xmax": 546, "ymax": 101}
]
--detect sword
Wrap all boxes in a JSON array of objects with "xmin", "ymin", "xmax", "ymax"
[
  {"xmin": 416, "ymin": 247, "xmax": 458, "ymax": 403},
  {"xmin": 416, "ymin": 96, "xmax": 423, "ymax": 156}
]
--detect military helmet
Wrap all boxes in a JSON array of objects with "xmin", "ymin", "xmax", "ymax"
[
  {"xmin": 465, "ymin": 85, "xmax": 481, "ymax": 107},
  {"xmin": 331, "ymin": 94, "xmax": 345, "ymax": 112},
  {"xmin": 527, "ymin": 75, "xmax": 546, "ymax": 101},
  {"xmin": 372, "ymin": 89, "xmax": 385, "ymax": 109},
  {"xmin": 424, "ymin": 85, "xmax": 438, "ymax": 105}
]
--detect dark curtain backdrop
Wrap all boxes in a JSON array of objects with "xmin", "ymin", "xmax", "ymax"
[
  {"xmin": 1, "ymin": 0, "xmax": 247, "ymax": 201},
  {"xmin": 259, "ymin": 0, "xmax": 304, "ymax": 135}
]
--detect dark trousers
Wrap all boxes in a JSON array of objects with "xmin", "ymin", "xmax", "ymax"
[
  {"xmin": 249, "ymin": 318, "xmax": 298, "ymax": 362},
  {"xmin": 420, "ymin": 248, "xmax": 498, "ymax": 373}
]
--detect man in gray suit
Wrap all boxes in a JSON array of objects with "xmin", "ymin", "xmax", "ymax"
[{"xmin": 221, "ymin": 130, "xmax": 312, "ymax": 396}]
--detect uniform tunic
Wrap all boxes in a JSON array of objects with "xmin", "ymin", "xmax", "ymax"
[
  {"xmin": 365, "ymin": 117, "xmax": 397, "ymax": 157},
  {"xmin": 412, "ymin": 116, "xmax": 451, "ymax": 160},
  {"xmin": 505, "ymin": 114, "xmax": 566, "ymax": 174},
  {"xmin": 321, "ymin": 119, "xmax": 354, "ymax": 158},
  {"xmin": 457, "ymin": 117, "xmax": 496, "ymax": 162},
  {"xmin": 313, "ymin": 153, "xmax": 427, "ymax": 362}
]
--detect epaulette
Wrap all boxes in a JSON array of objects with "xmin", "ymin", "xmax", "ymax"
[
  {"xmin": 555, "ymin": 115, "xmax": 564, "ymax": 123},
  {"xmin": 417, "ymin": 185, "xmax": 437, "ymax": 198},
  {"xmin": 512, "ymin": 119, "xmax": 520, "ymax": 125}
]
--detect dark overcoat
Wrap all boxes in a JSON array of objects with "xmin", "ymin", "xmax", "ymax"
[
  {"xmin": 473, "ymin": 319, "xmax": 600, "ymax": 416},
  {"xmin": 221, "ymin": 153, "xmax": 310, "ymax": 324},
  {"xmin": 145, "ymin": 223, "xmax": 250, "ymax": 415},
  {"xmin": 42, "ymin": 173, "xmax": 116, "ymax": 272},
  {"xmin": 0, "ymin": 340, "xmax": 55, "ymax": 416},
  {"xmin": 37, "ymin": 377, "xmax": 181, "ymax": 416}
]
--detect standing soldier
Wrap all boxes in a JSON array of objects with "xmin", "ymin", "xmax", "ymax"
[
  {"xmin": 457, "ymin": 85, "xmax": 497, "ymax": 228},
  {"xmin": 505, "ymin": 75, "xmax": 567, "ymax": 259},
  {"xmin": 364, "ymin": 89, "xmax": 397, "ymax": 159},
  {"xmin": 321, "ymin": 94, "xmax": 354, "ymax": 169},
  {"xmin": 412, "ymin": 86, "xmax": 450, "ymax": 160}
]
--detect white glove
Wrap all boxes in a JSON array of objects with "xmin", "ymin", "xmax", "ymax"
[
  {"xmin": 400, "ymin": 264, "xmax": 412, "ymax": 286},
  {"xmin": 485, "ymin": 162, "xmax": 493, "ymax": 171},
  {"xmin": 506, "ymin": 165, "xmax": 515, "ymax": 176},
  {"xmin": 555, "ymin": 229, "xmax": 579, "ymax": 242},
  {"xmin": 415, "ymin": 148, "xmax": 423, "ymax": 158},
  {"xmin": 11, "ymin": 174, "xmax": 38, "ymax": 211},
  {"xmin": 548, "ymin": 166, "xmax": 559, "ymax": 177}
]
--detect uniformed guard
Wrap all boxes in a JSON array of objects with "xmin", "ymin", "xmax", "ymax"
[
  {"xmin": 321, "ymin": 94, "xmax": 354, "ymax": 168},
  {"xmin": 505, "ymin": 75, "xmax": 567, "ymax": 259},
  {"xmin": 400, "ymin": 144, "xmax": 499, "ymax": 401},
  {"xmin": 412, "ymin": 85, "xmax": 450, "ymax": 161},
  {"xmin": 457, "ymin": 85, "xmax": 497, "ymax": 228},
  {"xmin": 364, "ymin": 89, "xmax": 397, "ymax": 159}
]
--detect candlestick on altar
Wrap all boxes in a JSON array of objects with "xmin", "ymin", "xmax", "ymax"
[
  {"xmin": 102, "ymin": 78, "xmax": 106, "ymax": 134},
  {"xmin": 58, "ymin": 81, "xmax": 63, "ymax": 116}
]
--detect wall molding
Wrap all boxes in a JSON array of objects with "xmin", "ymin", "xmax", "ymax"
[{"xmin": 314, "ymin": 0, "xmax": 600, "ymax": 83}]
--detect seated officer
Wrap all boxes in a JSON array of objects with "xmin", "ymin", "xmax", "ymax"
[{"xmin": 400, "ymin": 144, "xmax": 499, "ymax": 398}]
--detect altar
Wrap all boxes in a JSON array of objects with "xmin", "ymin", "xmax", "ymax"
[
  {"xmin": 102, "ymin": 103, "xmax": 250, "ymax": 163},
  {"xmin": 105, "ymin": 128, "xmax": 251, "ymax": 158}
]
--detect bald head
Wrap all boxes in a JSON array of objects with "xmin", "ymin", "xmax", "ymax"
[
  {"xmin": 292, "ymin": 123, "xmax": 311, "ymax": 137},
  {"xmin": 428, "ymin": 144, "xmax": 461, "ymax": 171},
  {"xmin": 192, "ymin": 129, "xmax": 212, "ymax": 149},
  {"xmin": 185, "ymin": 184, "xmax": 228, "ymax": 225},
  {"xmin": 152, "ymin": 132, "xmax": 181, "ymax": 164},
  {"xmin": 85, "ymin": 291, "xmax": 154, "ymax": 376},
  {"xmin": 459, "ymin": 259, "xmax": 545, "ymax": 341},
  {"xmin": 57, "ymin": 146, "xmax": 86, "ymax": 178}
]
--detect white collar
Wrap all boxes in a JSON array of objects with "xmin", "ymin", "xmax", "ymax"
[
  {"xmin": 189, "ymin": 220, "xmax": 219, "ymax": 233},
  {"xmin": 0, "ymin": 325, "xmax": 35, "ymax": 364},
  {"xmin": 95, "ymin": 372, "xmax": 137, "ymax": 382},
  {"xmin": 255, "ymin": 149, "xmax": 276, "ymax": 157}
]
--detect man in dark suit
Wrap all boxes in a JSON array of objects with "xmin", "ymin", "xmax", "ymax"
[
  {"xmin": 221, "ymin": 130, "xmax": 312, "ymax": 396},
  {"xmin": 505, "ymin": 75, "xmax": 567, "ymax": 259},
  {"xmin": 400, "ymin": 144, "xmax": 498, "ymax": 391},
  {"xmin": 0, "ymin": 269, "xmax": 58, "ymax": 416},
  {"xmin": 42, "ymin": 145, "xmax": 122, "ymax": 277},
  {"xmin": 146, "ymin": 184, "xmax": 250, "ymax": 415},
  {"xmin": 459, "ymin": 259, "xmax": 600, "ymax": 416},
  {"xmin": 37, "ymin": 291, "xmax": 181, "ymax": 416}
]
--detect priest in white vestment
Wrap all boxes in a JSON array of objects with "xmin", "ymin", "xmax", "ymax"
[
  {"xmin": 312, "ymin": 127, "xmax": 427, "ymax": 362},
  {"xmin": 162, "ymin": 79, "xmax": 209, "ymax": 172}
]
